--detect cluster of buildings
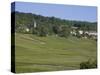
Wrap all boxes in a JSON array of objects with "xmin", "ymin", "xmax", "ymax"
[
  {"xmin": 71, "ymin": 26, "xmax": 97, "ymax": 40},
  {"xmin": 22, "ymin": 20, "xmax": 97, "ymax": 40}
]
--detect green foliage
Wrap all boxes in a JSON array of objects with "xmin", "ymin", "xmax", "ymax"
[
  {"xmin": 38, "ymin": 26, "xmax": 48, "ymax": 37},
  {"xmin": 76, "ymin": 29, "xmax": 81, "ymax": 38},
  {"xmin": 80, "ymin": 59, "xmax": 97, "ymax": 69},
  {"xmin": 58, "ymin": 26, "xmax": 70, "ymax": 38},
  {"xmin": 52, "ymin": 25, "xmax": 60, "ymax": 34},
  {"xmin": 12, "ymin": 11, "xmax": 97, "ymax": 38},
  {"xmin": 32, "ymin": 28, "xmax": 38, "ymax": 34}
]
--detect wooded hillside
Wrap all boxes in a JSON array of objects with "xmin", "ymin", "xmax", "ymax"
[{"xmin": 12, "ymin": 11, "xmax": 97, "ymax": 37}]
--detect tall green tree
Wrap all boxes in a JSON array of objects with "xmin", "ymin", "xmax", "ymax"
[{"xmin": 58, "ymin": 26, "xmax": 70, "ymax": 38}]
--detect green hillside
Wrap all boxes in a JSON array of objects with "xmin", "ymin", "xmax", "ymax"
[{"xmin": 15, "ymin": 33, "xmax": 97, "ymax": 73}]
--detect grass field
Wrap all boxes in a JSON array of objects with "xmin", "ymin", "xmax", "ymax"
[{"xmin": 15, "ymin": 33, "xmax": 97, "ymax": 73}]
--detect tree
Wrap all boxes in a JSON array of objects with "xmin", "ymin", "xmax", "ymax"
[
  {"xmin": 53, "ymin": 25, "xmax": 60, "ymax": 34},
  {"xmin": 58, "ymin": 26, "xmax": 70, "ymax": 38},
  {"xmin": 32, "ymin": 27, "xmax": 38, "ymax": 34},
  {"xmin": 76, "ymin": 28, "xmax": 81, "ymax": 38},
  {"xmin": 38, "ymin": 26, "xmax": 48, "ymax": 37}
]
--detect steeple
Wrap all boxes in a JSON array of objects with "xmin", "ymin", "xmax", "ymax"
[{"xmin": 34, "ymin": 20, "xmax": 37, "ymax": 28}]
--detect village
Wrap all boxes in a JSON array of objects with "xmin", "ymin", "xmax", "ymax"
[{"xmin": 20, "ymin": 20, "xmax": 97, "ymax": 40}]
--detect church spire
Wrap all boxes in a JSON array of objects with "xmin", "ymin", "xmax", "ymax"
[{"xmin": 34, "ymin": 20, "xmax": 37, "ymax": 28}]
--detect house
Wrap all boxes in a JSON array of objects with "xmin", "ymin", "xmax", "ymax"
[
  {"xmin": 88, "ymin": 31, "xmax": 97, "ymax": 36},
  {"xmin": 79, "ymin": 30, "xmax": 83, "ymax": 34},
  {"xmin": 71, "ymin": 26, "xmax": 78, "ymax": 36},
  {"xmin": 25, "ymin": 28, "xmax": 29, "ymax": 32},
  {"xmin": 88, "ymin": 31, "xmax": 97, "ymax": 39},
  {"xmin": 71, "ymin": 26, "xmax": 97, "ymax": 39}
]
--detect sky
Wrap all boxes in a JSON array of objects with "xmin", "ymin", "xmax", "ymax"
[{"xmin": 12, "ymin": 2, "xmax": 97, "ymax": 22}]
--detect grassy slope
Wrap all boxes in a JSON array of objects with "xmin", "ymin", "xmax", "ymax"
[{"xmin": 15, "ymin": 33, "xmax": 97, "ymax": 73}]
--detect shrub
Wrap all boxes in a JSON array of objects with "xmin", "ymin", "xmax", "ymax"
[{"xmin": 80, "ymin": 59, "xmax": 97, "ymax": 69}]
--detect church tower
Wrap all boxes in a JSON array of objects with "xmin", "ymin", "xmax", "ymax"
[{"xmin": 34, "ymin": 20, "xmax": 37, "ymax": 28}]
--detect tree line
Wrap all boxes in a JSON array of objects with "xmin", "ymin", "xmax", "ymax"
[{"xmin": 12, "ymin": 11, "xmax": 97, "ymax": 38}]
